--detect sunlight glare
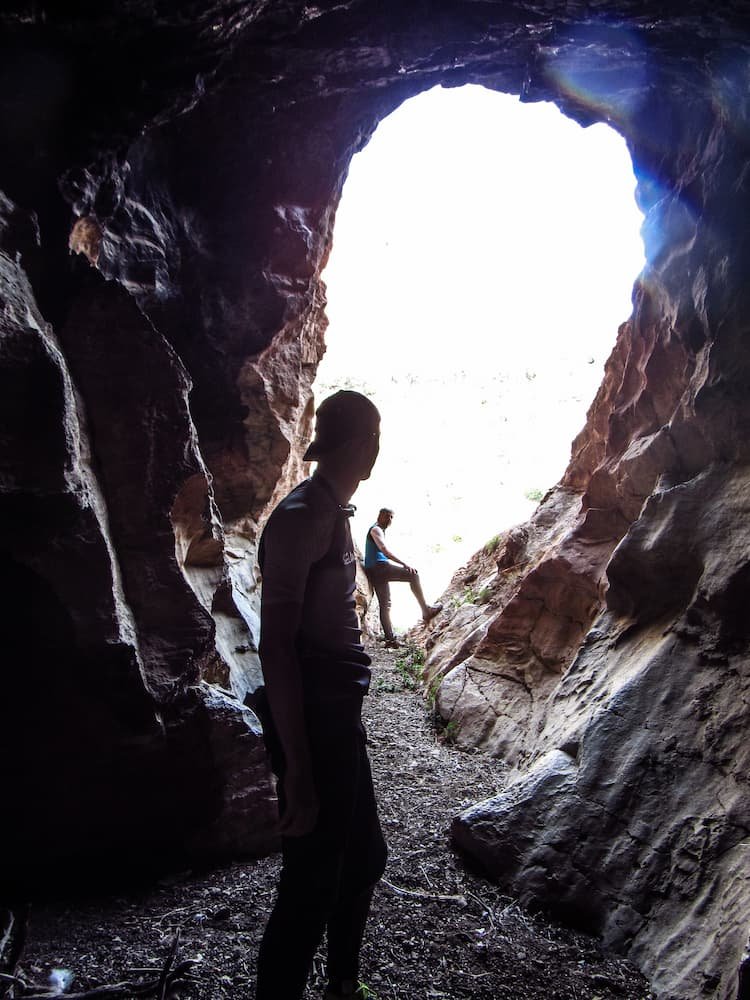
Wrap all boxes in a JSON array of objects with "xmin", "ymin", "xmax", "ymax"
[{"xmin": 314, "ymin": 85, "xmax": 645, "ymax": 630}]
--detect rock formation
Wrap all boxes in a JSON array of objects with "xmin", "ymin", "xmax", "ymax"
[{"xmin": 1, "ymin": 3, "xmax": 750, "ymax": 997}]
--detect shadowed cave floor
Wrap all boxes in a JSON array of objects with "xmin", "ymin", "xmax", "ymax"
[{"xmin": 21, "ymin": 646, "xmax": 653, "ymax": 999}]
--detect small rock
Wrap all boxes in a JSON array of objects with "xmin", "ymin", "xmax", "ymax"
[{"xmin": 49, "ymin": 969, "xmax": 75, "ymax": 993}]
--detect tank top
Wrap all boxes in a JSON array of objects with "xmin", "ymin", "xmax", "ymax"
[{"xmin": 364, "ymin": 524, "xmax": 389, "ymax": 569}]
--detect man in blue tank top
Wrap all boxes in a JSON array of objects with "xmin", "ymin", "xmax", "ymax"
[
  {"xmin": 364, "ymin": 508, "xmax": 443, "ymax": 647},
  {"xmin": 256, "ymin": 390, "xmax": 387, "ymax": 1000}
]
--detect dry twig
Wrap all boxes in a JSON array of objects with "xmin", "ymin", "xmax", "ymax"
[
  {"xmin": 380, "ymin": 877, "xmax": 466, "ymax": 906},
  {"xmin": 17, "ymin": 933, "xmax": 198, "ymax": 1000}
]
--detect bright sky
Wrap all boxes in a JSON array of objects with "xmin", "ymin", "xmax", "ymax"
[{"xmin": 314, "ymin": 84, "xmax": 645, "ymax": 629}]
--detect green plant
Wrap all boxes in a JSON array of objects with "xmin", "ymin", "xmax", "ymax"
[
  {"xmin": 456, "ymin": 585, "xmax": 477, "ymax": 607},
  {"xmin": 452, "ymin": 533, "xmax": 463, "ymax": 543},
  {"xmin": 372, "ymin": 675, "xmax": 399, "ymax": 694},
  {"xmin": 524, "ymin": 487, "xmax": 544, "ymax": 502},
  {"xmin": 442, "ymin": 719, "xmax": 460, "ymax": 745},
  {"xmin": 394, "ymin": 641, "xmax": 426, "ymax": 691},
  {"xmin": 407, "ymin": 642, "xmax": 425, "ymax": 667},
  {"xmin": 426, "ymin": 675, "xmax": 442, "ymax": 706},
  {"xmin": 483, "ymin": 534, "xmax": 501, "ymax": 555},
  {"xmin": 434, "ymin": 715, "xmax": 460, "ymax": 746},
  {"xmin": 394, "ymin": 656, "xmax": 419, "ymax": 690},
  {"xmin": 454, "ymin": 582, "xmax": 493, "ymax": 610},
  {"xmin": 357, "ymin": 982, "xmax": 380, "ymax": 1000}
]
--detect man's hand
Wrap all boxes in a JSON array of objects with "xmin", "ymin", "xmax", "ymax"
[
  {"xmin": 280, "ymin": 767, "xmax": 319, "ymax": 837},
  {"xmin": 401, "ymin": 563, "xmax": 417, "ymax": 575}
]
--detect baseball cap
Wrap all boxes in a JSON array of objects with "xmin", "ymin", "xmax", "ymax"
[{"xmin": 303, "ymin": 390, "xmax": 380, "ymax": 461}]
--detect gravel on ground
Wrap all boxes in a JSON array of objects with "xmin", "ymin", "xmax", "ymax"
[{"xmin": 18, "ymin": 643, "xmax": 653, "ymax": 1000}]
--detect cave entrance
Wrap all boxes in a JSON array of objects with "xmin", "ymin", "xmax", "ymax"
[{"xmin": 314, "ymin": 84, "xmax": 644, "ymax": 629}]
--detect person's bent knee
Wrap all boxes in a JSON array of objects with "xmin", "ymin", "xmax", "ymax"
[
  {"xmin": 373, "ymin": 838, "xmax": 388, "ymax": 884},
  {"xmin": 352, "ymin": 838, "xmax": 387, "ymax": 897}
]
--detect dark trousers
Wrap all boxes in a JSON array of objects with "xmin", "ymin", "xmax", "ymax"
[{"xmin": 256, "ymin": 691, "xmax": 387, "ymax": 1000}]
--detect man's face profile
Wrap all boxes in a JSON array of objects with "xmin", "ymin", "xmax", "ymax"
[{"xmin": 359, "ymin": 424, "xmax": 380, "ymax": 480}]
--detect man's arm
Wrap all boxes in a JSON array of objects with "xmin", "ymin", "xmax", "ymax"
[
  {"xmin": 259, "ymin": 505, "xmax": 328, "ymax": 836},
  {"xmin": 259, "ymin": 600, "xmax": 317, "ymax": 837},
  {"xmin": 369, "ymin": 524, "xmax": 416, "ymax": 574}
]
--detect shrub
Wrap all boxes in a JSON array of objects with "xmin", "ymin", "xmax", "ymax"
[
  {"xmin": 394, "ymin": 641, "xmax": 426, "ymax": 690},
  {"xmin": 426, "ymin": 675, "xmax": 442, "ymax": 706},
  {"xmin": 456, "ymin": 585, "xmax": 477, "ymax": 607},
  {"xmin": 483, "ymin": 534, "xmax": 501, "ymax": 555},
  {"xmin": 434, "ymin": 715, "xmax": 460, "ymax": 746}
]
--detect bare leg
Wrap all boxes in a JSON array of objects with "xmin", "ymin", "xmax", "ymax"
[
  {"xmin": 408, "ymin": 572, "xmax": 430, "ymax": 614},
  {"xmin": 409, "ymin": 573, "xmax": 442, "ymax": 621}
]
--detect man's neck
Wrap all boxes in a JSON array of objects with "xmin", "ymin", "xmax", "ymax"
[{"xmin": 314, "ymin": 468, "xmax": 359, "ymax": 506}]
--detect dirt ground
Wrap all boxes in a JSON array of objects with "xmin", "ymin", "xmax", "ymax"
[{"xmin": 18, "ymin": 644, "xmax": 653, "ymax": 1000}]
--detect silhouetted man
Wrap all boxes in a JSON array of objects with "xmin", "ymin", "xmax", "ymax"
[
  {"xmin": 364, "ymin": 507, "xmax": 443, "ymax": 647},
  {"xmin": 255, "ymin": 390, "xmax": 387, "ymax": 1000}
]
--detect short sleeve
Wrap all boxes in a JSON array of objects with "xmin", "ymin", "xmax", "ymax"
[{"xmin": 260, "ymin": 502, "xmax": 333, "ymax": 607}]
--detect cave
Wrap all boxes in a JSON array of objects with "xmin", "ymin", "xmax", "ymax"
[{"xmin": 1, "ymin": 4, "xmax": 749, "ymax": 999}]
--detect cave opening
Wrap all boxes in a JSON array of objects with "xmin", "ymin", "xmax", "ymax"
[{"xmin": 313, "ymin": 84, "xmax": 644, "ymax": 628}]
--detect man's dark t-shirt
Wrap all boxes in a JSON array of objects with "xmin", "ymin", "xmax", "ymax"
[{"xmin": 259, "ymin": 474, "xmax": 371, "ymax": 695}]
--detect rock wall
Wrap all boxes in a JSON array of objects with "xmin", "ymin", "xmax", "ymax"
[
  {"xmin": 1, "ymin": 3, "xmax": 750, "ymax": 996},
  {"xmin": 0, "ymin": 198, "xmax": 277, "ymax": 883}
]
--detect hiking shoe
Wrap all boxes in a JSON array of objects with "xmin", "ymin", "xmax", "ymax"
[
  {"xmin": 384, "ymin": 637, "xmax": 402, "ymax": 649},
  {"xmin": 422, "ymin": 602, "xmax": 443, "ymax": 623}
]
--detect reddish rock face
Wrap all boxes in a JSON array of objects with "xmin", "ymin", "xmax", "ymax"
[{"xmin": 2, "ymin": 3, "xmax": 750, "ymax": 997}]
